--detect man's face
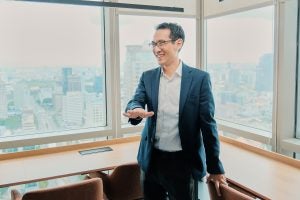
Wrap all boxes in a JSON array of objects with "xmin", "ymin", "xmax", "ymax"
[{"xmin": 152, "ymin": 29, "xmax": 183, "ymax": 66}]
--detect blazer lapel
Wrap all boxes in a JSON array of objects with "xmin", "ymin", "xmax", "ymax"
[
  {"xmin": 151, "ymin": 67, "xmax": 161, "ymax": 117},
  {"xmin": 179, "ymin": 64, "xmax": 193, "ymax": 116}
]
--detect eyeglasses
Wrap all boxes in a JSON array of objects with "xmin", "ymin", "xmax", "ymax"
[{"xmin": 148, "ymin": 40, "xmax": 175, "ymax": 48}]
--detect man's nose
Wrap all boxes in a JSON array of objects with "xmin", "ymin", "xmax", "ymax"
[{"xmin": 153, "ymin": 45, "xmax": 161, "ymax": 53}]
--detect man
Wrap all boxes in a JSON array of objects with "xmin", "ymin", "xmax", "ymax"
[{"xmin": 123, "ymin": 22, "xmax": 226, "ymax": 200}]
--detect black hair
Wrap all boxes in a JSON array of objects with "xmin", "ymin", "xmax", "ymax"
[{"xmin": 155, "ymin": 22, "xmax": 185, "ymax": 43}]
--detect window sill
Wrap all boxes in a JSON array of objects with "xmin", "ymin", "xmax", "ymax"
[
  {"xmin": 217, "ymin": 119, "xmax": 272, "ymax": 144},
  {"xmin": 0, "ymin": 126, "xmax": 113, "ymax": 149},
  {"xmin": 282, "ymin": 138, "xmax": 300, "ymax": 153}
]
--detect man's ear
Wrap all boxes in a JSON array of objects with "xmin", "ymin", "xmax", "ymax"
[{"xmin": 176, "ymin": 39, "xmax": 184, "ymax": 51}]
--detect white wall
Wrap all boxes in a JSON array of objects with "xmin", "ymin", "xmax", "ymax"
[{"xmin": 204, "ymin": 0, "xmax": 272, "ymax": 17}]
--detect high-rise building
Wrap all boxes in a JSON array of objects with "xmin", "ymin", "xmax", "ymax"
[
  {"xmin": 13, "ymin": 82, "xmax": 31, "ymax": 110},
  {"xmin": 85, "ymin": 93, "xmax": 105, "ymax": 127},
  {"xmin": 123, "ymin": 44, "xmax": 156, "ymax": 95},
  {"xmin": 121, "ymin": 44, "xmax": 156, "ymax": 123},
  {"xmin": 62, "ymin": 91, "xmax": 83, "ymax": 126},
  {"xmin": 67, "ymin": 75, "xmax": 82, "ymax": 92},
  {"xmin": 62, "ymin": 68, "xmax": 72, "ymax": 94},
  {"xmin": 61, "ymin": 68, "xmax": 83, "ymax": 127},
  {"xmin": 256, "ymin": 53, "xmax": 273, "ymax": 92},
  {"xmin": 94, "ymin": 75, "xmax": 103, "ymax": 94}
]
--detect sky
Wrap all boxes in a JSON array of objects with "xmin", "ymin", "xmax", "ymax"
[
  {"xmin": 0, "ymin": 0, "xmax": 103, "ymax": 68},
  {"xmin": 206, "ymin": 6, "xmax": 274, "ymax": 64}
]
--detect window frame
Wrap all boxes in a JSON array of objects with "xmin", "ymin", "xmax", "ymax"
[
  {"xmin": 204, "ymin": 3, "xmax": 275, "ymax": 147},
  {"xmin": 204, "ymin": 0, "xmax": 300, "ymax": 157},
  {"xmin": 114, "ymin": 3, "xmax": 201, "ymax": 138},
  {"xmin": 277, "ymin": 0, "xmax": 300, "ymax": 155},
  {"xmin": 0, "ymin": 1, "xmax": 114, "ymax": 149}
]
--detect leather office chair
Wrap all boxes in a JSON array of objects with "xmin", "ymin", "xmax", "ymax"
[
  {"xmin": 208, "ymin": 180, "xmax": 255, "ymax": 200},
  {"xmin": 11, "ymin": 178, "xmax": 104, "ymax": 200},
  {"xmin": 89, "ymin": 163, "xmax": 143, "ymax": 200}
]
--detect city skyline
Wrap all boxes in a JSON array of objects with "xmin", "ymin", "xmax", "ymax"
[
  {"xmin": 0, "ymin": 50, "xmax": 273, "ymax": 139},
  {"xmin": 0, "ymin": 67, "xmax": 106, "ymax": 139}
]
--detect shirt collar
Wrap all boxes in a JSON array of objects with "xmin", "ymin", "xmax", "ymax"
[{"xmin": 161, "ymin": 60, "xmax": 182, "ymax": 77}]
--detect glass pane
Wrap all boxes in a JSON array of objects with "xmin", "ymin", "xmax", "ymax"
[
  {"xmin": 206, "ymin": 6, "xmax": 274, "ymax": 133},
  {"xmin": 119, "ymin": 15, "xmax": 196, "ymax": 125},
  {"xmin": 0, "ymin": 1, "xmax": 106, "ymax": 140}
]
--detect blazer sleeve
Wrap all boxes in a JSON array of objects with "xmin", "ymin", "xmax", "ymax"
[
  {"xmin": 199, "ymin": 73, "xmax": 225, "ymax": 174},
  {"xmin": 125, "ymin": 72, "xmax": 147, "ymax": 126}
]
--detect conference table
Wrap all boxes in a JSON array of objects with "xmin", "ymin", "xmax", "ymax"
[{"xmin": 0, "ymin": 136, "xmax": 300, "ymax": 200}]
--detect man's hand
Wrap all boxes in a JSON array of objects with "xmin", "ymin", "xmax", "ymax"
[
  {"xmin": 207, "ymin": 174, "xmax": 227, "ymax": 196},
  {"xmin": 123, "ymin": 108, "xmax": 154, "ymax": 119}
]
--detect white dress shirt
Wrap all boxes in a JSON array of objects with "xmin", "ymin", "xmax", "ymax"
[{"xmin": 154, "ymin": 61, "xmax": 182, "ymax": 151}]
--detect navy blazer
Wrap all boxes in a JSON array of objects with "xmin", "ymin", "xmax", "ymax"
[{"xmin": 126, "ymin": 63, "xmax": 224, "ymax": 180}]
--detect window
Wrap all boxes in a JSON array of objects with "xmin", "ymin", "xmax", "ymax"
[
  {"xmin": 206, "ymin": 6, "xmax": 274, "ymax": 134},
  {"xmin": 0, "ymin": 1, "xmax": 106, "ymax": 142},
  {"xmin": 119, "ymin": 15, "xmax": 196, "ymax": 124}
]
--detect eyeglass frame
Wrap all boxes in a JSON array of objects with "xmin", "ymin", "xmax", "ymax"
[{"xmin": 148, "ymin": 39, "xmax": 177, "ymax": 48}]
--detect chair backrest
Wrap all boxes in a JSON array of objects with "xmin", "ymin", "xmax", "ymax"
[
  {"xmin": 13, "ymin": 178, "xmax": 103, "ymax": 200},
  {"xmin": 208, "ymin": 181, "xmax": 254, "ymax": 200},
  {"xmin": 108, "ymin": 163, "xmax": 143, "ymax": 200}
]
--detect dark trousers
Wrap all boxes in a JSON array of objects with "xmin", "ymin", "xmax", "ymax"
[{"xmin": 141, "ymin": 148, "xmax": 198, "ymax": 200}]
